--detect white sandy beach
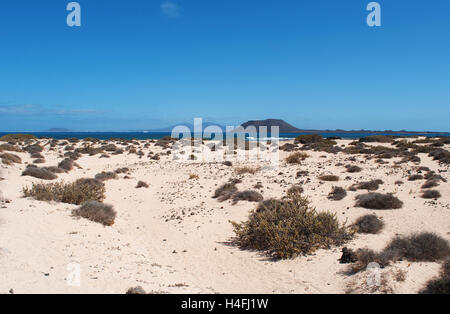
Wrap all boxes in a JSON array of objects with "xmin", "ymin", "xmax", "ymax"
[{"xmin": 0, "ymin": 137, "xmax": 449, "ymax": 294}]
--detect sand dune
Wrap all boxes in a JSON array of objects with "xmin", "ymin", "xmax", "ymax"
[{"xmin": 0, "ymin": 137, "xmax": 449, "ymax": 294}]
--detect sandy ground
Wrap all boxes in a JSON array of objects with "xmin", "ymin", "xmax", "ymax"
[{"xmin": 0, "ymin": 138, "xmax": 449, "ymax": 294}]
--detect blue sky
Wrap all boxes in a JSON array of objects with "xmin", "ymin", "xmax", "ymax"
[{"xmin": 0, "ymin": 0, "xmax": 449, "ymax": 132}]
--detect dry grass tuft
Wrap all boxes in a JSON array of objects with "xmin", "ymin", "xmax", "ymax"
[
  {"xmin": 356, "ymin": 193, "xmax": 403, "ymax": 209},
  {"xmin": 285, "ymin": 152, "xmax": 309, "ymax": 164},
  {"xmin": 353, "ymin": 214, "xmax": 384, "ymax": 234},
  {"xmin": 23, "ymin": 178, "xmax": 105, "ymax": 205},
  {"xmin": 72, "ymin": 201, "xmax": 116, "ymax": 226},
  {"xmin": 234, "ymin": 166, "xmax": 259, "ymax": 175},
  {"xmin": 22, "ymin": 167, "xmax": 57, "ymax": 180}
]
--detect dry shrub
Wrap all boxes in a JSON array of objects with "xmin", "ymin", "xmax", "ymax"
[
  {"xmin": 23, "ymin": 178, "xmax": 105, "ymax": 205},
  {"xmin": 189, "ymin": 174, "xmax": 199, "ymax": 180},
  {"xmin": 0, "ymin": 143, "xmax": 24, "ymax": 152},
  {"xmin": 33, "ymin": 158, "xmax": 45, "ymax": 164},
  {"xmin": 356, "ymin": 193, "xmax": 403, "ymax": 209},
  {"xmin": 420, "ymin": 258, "xmax": 450, "ymax": 294},
  {"xmin": 408, "ymin": 174, "xmax": 424, "ymax": 181},
  {"xmin": 232, "ymin": 190, "xmax": 263, "ymax": 204},
  {"xmin": 421, "ymin": 190, "xmax": 441, "ymax": 199},
  {"xmin": 422, "ymin": 180, "xmax": 439, "ymax": 189},
  {"xmin": 234, "ymin": 166, "xmax": 259, "ymax": 175},
  {"xmin": 231, "ymin": 194, "xmax": 353, "ymax": 259},
  {"xmin": 285, "ymin": 152, "xmax": 308, "ymax": 164},
  {"xmin": 72, "ymin": 201, "xmax": 116, "ymax": 226},
  {"xmin": 95, "ymin": 171, "xmax": 118, "ymax": 181},
  {"xmin": 126, "ymin": 286, "xmax": 146, "ymax": 294},
  {"xmin": 294, "ymin": 134, "xmax": 323, "ymax": 144},
  {"xmin": 136, "ymin": 181, "xmax": 149, "ymax": 188},
  {"xmin": 30, "ymin": 153, "xmax": 44, "ymax": 159},
  {"xmin": 359, "ymin": 135, "xmax": 394, "ymax": 143},
  {"xmin": 287, "ymin": 185, "xmax": 304, "ymax": 195},
  {"xmin": 0, "ymin": 134, "xmax": 36, "ymax": 142},
  {"xmin": 223, "ymin": 161, "xmax": 233, "ymax": 167},
  {"xmin": 1, "ymin": 153, "xmax": 22, "ymax": 164},
  {"xmin": 318, "ymin": 175, "xmax": 339, "ymax": 182},
  {"xmin": 328, "ymin": 186, "xmax": 347, "ymax": 201},
  {"xmin": 353, "ymin": 214, "xmax": 384, "ymax": 234},
  {"xmin": 349, "ymin": 180, "xmax": 383, "ymax": 191},
  {"xmin": 213, "ymin": 183, "xmax": 238, "ymax": 202},
  {"xmin": 44, "ymin": 166, "xmax": 65, "ymax": 174},
  {"xmin": 58, "ymin": 158, "xmax": 74, "ymax": 172},
  {"xmin": 22, "ymin": 167, "xmax": 57, "ymax": 180},
  {"xmin": 385, "ymin": 232, "xmax": 450, "ymax": 262},
  {"xmin": 115, "ymin": 167, "xmax": 129, "ymax": 174},
  {"xmin": 346, "ymin": 165, "xmax": 362, "ymax": 173}
]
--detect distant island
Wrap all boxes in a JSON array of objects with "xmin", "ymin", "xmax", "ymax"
[{"xmin": 237, "ymin": 119, "xmax": 450, "ymax": 135}]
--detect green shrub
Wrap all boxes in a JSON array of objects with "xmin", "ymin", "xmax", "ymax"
[
  {"xmin": 356, "ymin": 193, "xmax": 403, "ymax": 209},
  {"xmin": 23, "ymin": 178, "xmax": 105, "ymax": 205},
  {"xmin": 231, "ymin": 194, "xmax": 353, "ymax": 259},
  {"xmin": 72, "ymin": 201, "xmax": 116, "ymax": 226}
]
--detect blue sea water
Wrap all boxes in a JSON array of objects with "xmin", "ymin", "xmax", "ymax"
[{"xmin": 0, "ymin": 131, "xmax": 448, "ymax": 141}]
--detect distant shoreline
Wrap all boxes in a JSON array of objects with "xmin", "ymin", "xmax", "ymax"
[{"xmin": 1, "ymin": 131, "xmax": 449, "ymax": 141}]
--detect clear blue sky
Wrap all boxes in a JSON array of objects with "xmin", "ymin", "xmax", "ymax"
[{"xmin": 1, "ymin": 0, "xmax": 449, "ymax": 132}]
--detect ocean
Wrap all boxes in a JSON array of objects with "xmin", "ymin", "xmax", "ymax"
[{"xmin": 0, "ymin": 131, "xmax": 448, "ymax": 141}]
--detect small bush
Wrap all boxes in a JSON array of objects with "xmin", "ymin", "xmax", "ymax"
[
  {"xmin": 359, "ymin": 135, "xmax": 394, "ymax": 143},
  {"xmin": 0, "ymin": 134, "xmax": 36, "ymax": 142},
  {"xmin": 285, "ymin": 152, "xmax": 309, "ymax": 164},
  {"xmin": 58, "ymin": 158, "xmax": 74, "ymax": 172},
  {"xmin": 115, "ymin": 167, "xmax": 130, "ymax": 174},
  {"xmin": 23, "ymin": 178, "xmax": 105, "ymax": 205},
  {"xmin": 33, "ymin": 158, "xmax": 45, "ymax": 164},
  {"xmin": 213, "ymin": 183, "xmax": 238, "ymax": 202},
  {"xmin": 408, "ymin": 174, "xmax": 424, "ymax": 181},
  {"xmin": 287, "ymin": 185, "xmax": 304, "ymax": 195},
  {"xmin": 328, "ymin": 186, "xmax": 347, "ymax": 201},
  {"xmin": 1, "ymin": 153, "xmax": 22, "ymax": 164},
  {"xmin": 356, "ymin": 193, "xmax": 403, "ymax": 209},
  {"xmin": 318, "ymin": 175, "xmax": 339, "ymax": 182},
  {"xmin": 422, "ymin": 190, "xmax": 441, "ymax": 199},
  {"xmin": 22, "ymin": 167, "xmax": 57, "ymax": 180},
  {"xmin": 346, "ymin": 165, "xmax": 362, "ymax": 173},
  {"xmin": 72, "ymin": 201, "xmax": 116, "ymax": 226},
  {"xmin": 231, "ymin": 194, "xmax": 353, "ymax": 259},
  {"xmin": 136, "ymin": 181, "xmax": 149, "ymax": 188},
  {"xmin": 349, "ymin": 179, "xmax": 384, "ymax": 191},
  {"xmin": 232, "ymin": 190, "xmax": 263, "ymax": 204},
  {"xmin": 223, "ymin": 161, "xmax": 233, "ymax": 167},
  {"xmin": 0, "ymin": 143, "xmax": 24, "ymax": 152},
  {"xmin": 354, "ymin": 214, "xmax": 384, "ymax": 234},
  {"xmin": 422, "ymin": 180, "xmax": 439, "ymax": 189},
  {"xmin": 95, "ymin": 171, "xmax": 118, "ymax": 181},
  {"xmin": 126, "ymin": 286, "xmax": 146, "ymax": 294},
  {"xmin": 30, "ymin": 153, "xmax": 44, "ymax": 159},
  {"xmin": 420, "ymin": 258, "xmax": 450, "ymax": 294},
  {"xmin": 189, "ymin": 174, "xmax": 199, "ymax": 180},
  {"xmin": 294, "ymin": 134, "xmax": 323, "ymax": 144},
  {"xmin": 234, "ymin": 166, "xmax": 259, "ymax": 175},
  {"xmin": 385, "ymin": 232, "xmax": 450, "ymax": 262}
]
